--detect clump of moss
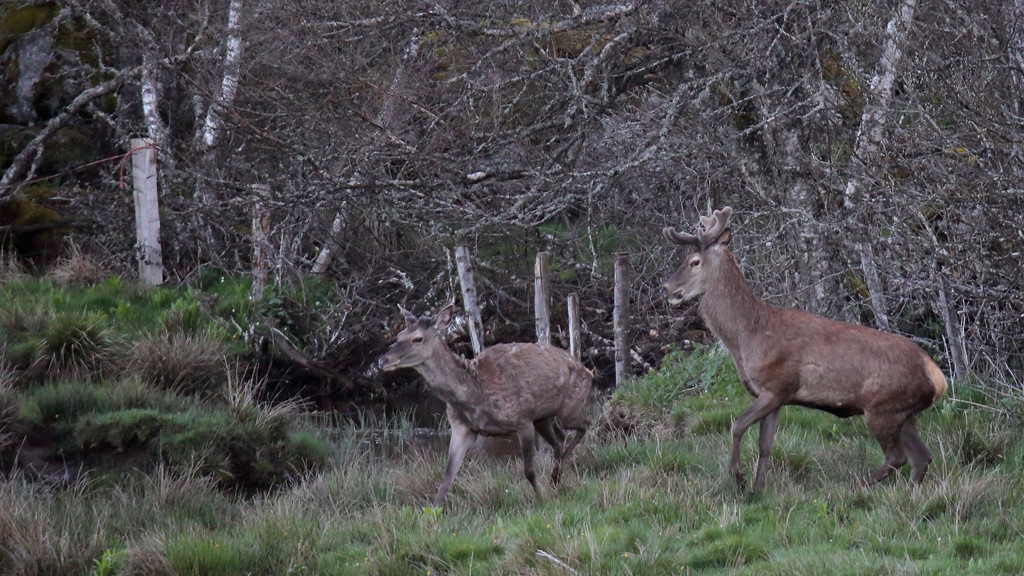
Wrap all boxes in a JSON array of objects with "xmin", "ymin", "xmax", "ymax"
[{"xmin": 0, "ymin": 5, "xmax": 58, "ymax": 54}]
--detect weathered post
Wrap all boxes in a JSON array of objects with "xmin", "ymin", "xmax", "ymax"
[
  {"xmin": 534, "ymin": 251, "xmax": 551, "ymax": 345},
  {"xmin": 567, "ymin": 292, "xmax": 581, "ymax": 361},
  {"xmin": 455, "ymin": 244, "xmax": 485, "ymax": 354},
  {"xmin": 613, "ymin": 252, "xmax": 630, "ymax": 386},
  {"xmin": 251, "ymin": 184, "xmax": 271, "ymax": 299},
  {"xmin": 130, "ymin": 138, "xmax": 163, "ymax": 286}
]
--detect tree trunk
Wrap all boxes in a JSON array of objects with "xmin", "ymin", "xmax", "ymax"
[
  {"xmin": 378, "ymin": 29, "xmax": 421, "ymax": 129},
  {"xmin": 534, "ymin": 251, "xmax": 550, "ymax": 345},
  {"xmin": 842, "ymin": 0, "xmax": 918, "ymax": 331},
  {"xmin": 140, "ymin": 52, "xmax": 172, "ymax": 171},
  {"xmin": 1007, "ymin": 0, "xmax": 1024, "ymax": 176},
  {"xmin": 197, "ymin": 0, "xmax": 245, "ymax": 208},
  {"xmin": 567, "ymin": 293, "xmax": 581, "ymax": 361},
  {"xmin": 455, "ymin": 244, "xmax": 484, "ymax": 355},
  {"xmin": 312, "ymin": 213, "xmax": 344, "ymax": 275}
]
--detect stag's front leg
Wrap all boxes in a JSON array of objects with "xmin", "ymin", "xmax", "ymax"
[
  {"xmin": 517, "ymin": 423, "xmax": 542, "ymax": 499},
  {"xmin": 731, "ymin": 392, "xmax": 783, "ymax": 491},
  {"xmin": 434, "ymin": 418, "xmax": 478, "ymax": 506}
]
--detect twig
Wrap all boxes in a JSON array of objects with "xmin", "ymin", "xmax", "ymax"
[{"xmin": 536, "ymin": 549, "xmax": 579, "ymax": 575}]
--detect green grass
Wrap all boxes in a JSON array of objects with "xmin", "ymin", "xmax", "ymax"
[
  {"xmin": 2, "ymin": 277, "xmax": 1023, "ymax": 575},
  {"xmin": 6, "ymin": 354, "xmax": 1023, "ymax": 575}
]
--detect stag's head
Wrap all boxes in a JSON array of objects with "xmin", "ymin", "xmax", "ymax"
[
  {"xmin": 662, "ymin": 206, "xmax": 734, "ymax": 306},
  {"xmin": 379, "ymin": 304, "xmax": 455, "ymax": 371}
]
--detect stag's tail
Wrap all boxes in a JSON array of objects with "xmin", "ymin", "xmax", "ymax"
[{"xmin": 923, "ymin": 357, "xmax": 948, "ymax": 402}]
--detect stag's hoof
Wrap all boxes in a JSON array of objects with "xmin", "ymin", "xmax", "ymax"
[{"xmin": 734, "ymin": 471, "xmax": 748, "ymax": 492}]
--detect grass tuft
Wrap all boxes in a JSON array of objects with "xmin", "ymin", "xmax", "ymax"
[
  {"xmin": 127, "ymin": 331, "xmax": 227, "ymax": 397},
  {"xmin": 33, "ymin": 312, "xmax": 114, "ymax": 380}
]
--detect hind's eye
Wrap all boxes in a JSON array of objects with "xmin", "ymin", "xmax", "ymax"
[{"xmin": 412, "ymin": 336, "xmax": 424, "ymax": 343}]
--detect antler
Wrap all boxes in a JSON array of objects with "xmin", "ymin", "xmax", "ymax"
[
  {"xmin": 662, "ymin": 226, "xmax": 702, "ymax": 247},
  {"xmin": 397, "ymin": 304, "xmax": 418, "ymax": 325},
  {"xmin": 699, "ymin": 206, "xmax": 732, "ymax": 245},
  {"xmin": 664, "ymin": 206, "xmax": 733, "ymax": 248}
]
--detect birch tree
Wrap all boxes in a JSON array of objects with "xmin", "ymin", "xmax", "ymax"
[
  {"xmin": 196, "ymin": 0, "xmax": 245, "ymax": 207},
  {"xmin": 842, "ymin": 0, "xmax": 919, "ymax": 331}
]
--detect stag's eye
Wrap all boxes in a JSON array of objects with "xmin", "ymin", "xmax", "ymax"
[
  {"xmin": 412, "ymin": 336, "xmax": 424, "ymax": 343},
  {"xmin": 690, "ymin": 259, "xmax": 701, "ymax": 268}
]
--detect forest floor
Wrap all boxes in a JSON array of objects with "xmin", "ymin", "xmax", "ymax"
[{"xmin": 1, "ymin": 276, "xmax": 1022, "ymax": 575}]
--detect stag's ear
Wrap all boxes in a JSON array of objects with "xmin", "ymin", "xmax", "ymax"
[
  {"xmin": 434, "ymin": 304, "xmax": 456, "ymax": 330},
  {"xmin": 715, "ymin": 228, "xmax": 732, "ymax": 247}
]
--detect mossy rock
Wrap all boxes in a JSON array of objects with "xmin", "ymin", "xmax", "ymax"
[
  {"xmin": 0, "ymin": 196, "xmax": 59, "ymax": 226},
  {"xmin": 55, "ymin": 16, "xmax": 101, "ymax": 68},
  {"xmin": 40, "ymin": 126, "xmax": 95, "ymax": 172},
  {"xmin": 0, "ymin": 4, "xmax": 58, "ymax": 54},
  {"xmin": 0, "ymin": 196, "xmax": 66, "ymax": 259}
]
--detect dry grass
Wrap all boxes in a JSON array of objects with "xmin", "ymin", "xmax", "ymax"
[
  {"xmin": 46, "ymin": 242, "xmax": 108, "ymax": 284},
  {"xmin": 224, "ymin": 364, "xmax": 308, "ymax": 431}
]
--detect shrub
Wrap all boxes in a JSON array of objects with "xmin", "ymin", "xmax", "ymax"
[
  {"xmin": 603, "ymin": 346, "xmax": 739, "ymax": 436},
  {"xmin": 158, "ymin": 298, "xmax": 205, "ymax": 334}
]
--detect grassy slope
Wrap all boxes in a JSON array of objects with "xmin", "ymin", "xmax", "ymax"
[{"xmin": 1, "ymin": 278, "xmax": 1022, "ymax": 575}]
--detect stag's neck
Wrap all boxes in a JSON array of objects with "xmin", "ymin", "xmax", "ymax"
[
  {"xmin": 699, "ymin": 250, "xmax": 772, "ymax": 354},
  {"xmin": 413, "ymin": 345, "xmax": 484, "ymax": 408}
]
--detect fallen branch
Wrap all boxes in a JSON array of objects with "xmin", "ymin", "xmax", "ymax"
[{"xmin": 269, "ymin": 327, "xmax": 354, "ymax": 390}]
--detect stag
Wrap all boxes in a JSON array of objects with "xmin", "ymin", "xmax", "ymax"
[
  {"xmin": 379, "ymin": 304, "xmax": 591, "ymax": 506},
  {"xmin": 663, "ymin": 206, "xmax": 947, "ymax": 491}
]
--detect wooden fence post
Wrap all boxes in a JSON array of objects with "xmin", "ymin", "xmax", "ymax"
[
  {"xmin": 455, "ymin": 244, "xmax": 485, "ymax": 355},
  {"xmin": 130, "ymin": 138, "xmax": 163, "ymax": 286},
  {"xmin": 613, "ymin": 252, "xmax": 630, "ymax": 386},
  {"xmin": 534, "ymin": 251, "xmax": 550, "ymax": 345},
  {"xmin": 567, "ymin": 293, "xmax": 581, "ymax": 361},
  {"xmin": 251, "ymin": 184, "xmax": 271, "ymax": 299}
]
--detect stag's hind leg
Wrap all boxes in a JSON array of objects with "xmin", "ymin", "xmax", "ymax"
[
  {"xmin": 900, "ymin": 418, "xmax": 933, "ymax": 484},
  {"xmin": 864, "ymin": 412, "xmax": 909, "ymax": 485}
]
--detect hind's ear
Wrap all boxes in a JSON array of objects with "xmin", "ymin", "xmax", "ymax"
[{"xmin": 434, "ymin": 304, "xmax": 456, "ymax": 330}]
